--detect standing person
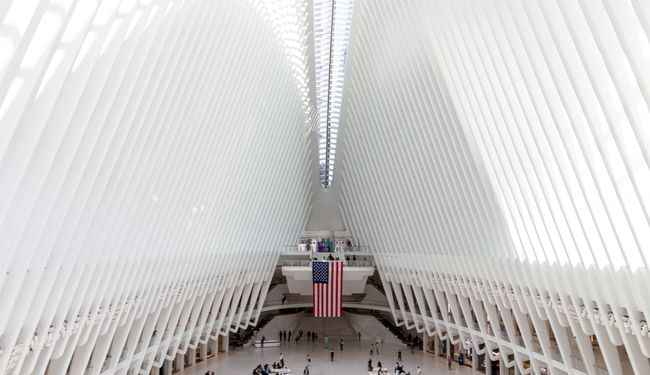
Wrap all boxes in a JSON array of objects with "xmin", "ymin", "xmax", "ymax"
[
  {"xmin": 368, "ymin": 358, "xmax": 372, "ymax": 368},
  {"xmin": 377, "ymin": 360, "xmax": 382, "ymax": 369},
  {"xmin": 307, "ymin": 331, "xmax": 311, "ymax": 341},
  {"xmin": 261, "ymin": 335, "xmax": 265, "ymax": 348},
  {"xmin": 330, "ymin": 348, "xmax": 334, "ymax": 362},
  {"xmin": 282, "ymin": 296, "xmax": 287, "ymax": 305},
  {"xmin": 340, "ymin": 339, "xmax": 344, "ymax": 351},
  {"xmin": 447, "ymin": 355, "xmax": 452, "ymax": 370},
  {"xmin": 416, "ymin": 366, "xmax": 421, "ymax": 374},
  {"xmin": 370, "ymin": 343, "xmax": 374, "ymax": 356},
  {"xmin": 306, "ymin": 353, "xmax": 311, "ymax": 363},
  {"xmin": 397, "ymin": 349, "xmax": 402, "ymax": 362},
  {"xmin": 303, "ymin": 365, "xmax": 310, "ymax": 375},
  {"xmin": 358, "ymin": 332, "xmax": 361, "ymax": 342},
  {"xmin": 288, "ymin": 331, "xmax": 292, "ymax": 342},
  {"xmin": 279, "ymin": 352, "xmax": 284, "ymax": 367}
]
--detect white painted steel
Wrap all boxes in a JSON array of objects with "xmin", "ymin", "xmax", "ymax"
[
  {"xmin": 3, "ymin": 0, "xmax": 650, "ymax": 374},
  {"xmin": 0, "ymin": 0, "xmax": 314, "ymax": 374},
  {"xmin": 336, "ymin": 0, "xmax": 650, "ymax": 374}
]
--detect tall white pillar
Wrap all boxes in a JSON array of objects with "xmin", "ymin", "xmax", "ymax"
[
  {"xmin": 222, "ymin": 333, "xmax": 230, "ymax": 352},
  {"xmin": 472, "ymin": 347, "xmax": 479, "ymax": 371},
  {"xmin": 434, "ymin": 335, "xmax": 440, "ymax": 356},
  {"xmin": 199, "ymin": 343, "xmax": 207, "ymax": 361},
  {"xmin": 188, "ymin": 348, "xmax": 196, "ymax": 366},
  {"xmin": 210, "ymin": 338, "xmax": 218, "ymax": 358},
  {"xmin": 499, "ymin": 357, "xmax": 507, "ymax": 375},
  {"xmin": 161, "ymin": 359, "xmax": 172, "ymax": 375},
  {"xmin": 174, "ymin": 353, "xmax": 183, "ymax": 371},
  {"xmin": 485, "ymin": 356, "xmax": 492, "ymax": 375}
]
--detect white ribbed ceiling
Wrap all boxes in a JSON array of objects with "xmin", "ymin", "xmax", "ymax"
[{"xmin": 1, "ymin": 0, "xmax": 650, "ymax": 374}]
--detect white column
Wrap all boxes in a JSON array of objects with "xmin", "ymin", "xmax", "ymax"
[
  {"xmin": 485, "ymin": 356, "xmax": 492, "ymax": 375},
  {"xmin": 210, "ymin": 338, "xmax": 218, "ymax": 358},
  {"xmin": 188, "ymin": 348, "xmax": 196, "ymax": 367},
  {"xmin": 199, "ymin": 343, "xmax": 207, "ymax": 361},
  {"xmin": 222, "ymin": 333, "xmax": 230, "ymax": 352},
  {"xmin": 499, "ymin": 357, "xmax": 507, "ymax": 375},
  {"xmin": 434, "ymin": 335, "xmax": 440, "ymax": 356},
  {"xmin": 161, "ymin": 359, "xmax": 172, "ymax": 375},
  {"xmin": 174, "ymin": 353, "xmax": 183, "ymax": 371},
  {"xmin": 472, "ymin": 347, "xmax": 479, "ymax": 371}
]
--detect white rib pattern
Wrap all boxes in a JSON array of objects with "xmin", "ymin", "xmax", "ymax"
[
  {"xmin": 337, "ymin": 0, "xmax": 650, "ymax": 374},
  {"xmin": 0, "ymin": 0, "xmax": 314, "ymax": 374}
]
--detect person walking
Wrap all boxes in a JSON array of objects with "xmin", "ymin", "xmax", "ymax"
[
  {"xmin": 281, "ymin": 296, "xmax": 287, "ymax": 305},
  {"xmin": 377, "ymin": 360, "xmax": 382, "ymax": 369},
  {"xmin": 370, "ymin": 343, "xmax": 374, "ymax": 356},
  {"xmin": 358, "ymin": 331, "xmax": 361, "ymax": 342},
  {"xmin": 303, "ymin": 365, "xmax": 310, "ymax": 375},
  {"xmin": 279, "ymin": 353, "xmax": 284, "ymax": 368},
  {"xmin": 261, "ymin": 335, "xmax": 265, "ymax": 348},
  {"xmin": 397, "ymin": 349, "xmax": 402, "ymax": 362},
  {"xmin": 416, "ymin": 366, "xmax": 421, "ymax": 374},
  {"xmin": 340, "ymin": 339, "xmax": 344, "ymax": 351},
  {"xmin": 330, "ymin": 348, "xmax": 334, "ymax": 362},
  {"xmin": 368, "ymin": 358, "xmax": 372, "ymax": 367},
  {"xmin": 288, "ymin": 331, "xmax": 292, "ymax": 342},
  {"xmin": 306, "ymin": 353, "xmax": 311, "ymax": 363},
  {"xmin": 447, "ymin": 355, "xmax": 452, "ymax": 370}
]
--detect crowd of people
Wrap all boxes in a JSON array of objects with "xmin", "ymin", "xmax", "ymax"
[
  {"xmin": 252, "ymin": 362, "xmax": 288, "ymax": 374},
  {"xmin": 278, "ymin": 329, "xmax": 319, "ymax": 343},
  {"xmin": 253, "ymin": 329, "xmax": 435, "ymax": 374}
]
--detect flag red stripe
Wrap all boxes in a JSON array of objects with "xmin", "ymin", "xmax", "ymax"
[
  {"xmin": 340, "ymin": 262, "xmax": 343, "ymax": 316},
  {"xmin": 312, "ymin": 273, "xmax": 315, "ymax": 317}
]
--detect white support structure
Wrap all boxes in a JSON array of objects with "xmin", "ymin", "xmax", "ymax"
[
  {"xmin": 1, "ymin": 0, "xmax": 650, "ymax": 374},
  {"xmin": 0, "ymin": 1, "xmax": 315, "ymax": 374},
  {"xmin": 335, "ymin": 0, "xmax": 650, "ymax": 374}
]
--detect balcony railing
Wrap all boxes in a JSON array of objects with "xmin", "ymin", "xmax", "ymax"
[
  {"xmin": 280, "ymin": 244, "xmax": 371, "ymax": 253},
  {"xmin": 281, "ymin": 259, "xmax": 374, "ymax": 267}
]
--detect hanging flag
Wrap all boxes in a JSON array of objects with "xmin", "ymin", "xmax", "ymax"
[{"xmin": 312, "ymin": 261, "xmax": 343, "ymax": 317}]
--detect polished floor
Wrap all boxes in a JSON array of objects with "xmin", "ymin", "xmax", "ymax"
[{"xmin": 184, "ymin": 339, "xmax": 477, "ymax": 375}]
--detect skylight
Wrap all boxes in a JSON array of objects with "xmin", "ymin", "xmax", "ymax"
[{"xmin": 314, "ymin": 0, "xmax": 353, "ymax": 188}]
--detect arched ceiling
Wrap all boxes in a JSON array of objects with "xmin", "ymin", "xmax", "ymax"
[{"xmin": 1, "ymin": 0, "xmax": 650, "ymax": 374}]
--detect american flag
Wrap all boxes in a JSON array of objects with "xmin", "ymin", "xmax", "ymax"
[{"xmin": 312, "ymin": 261, "xmax": 343, "ymax": 317}]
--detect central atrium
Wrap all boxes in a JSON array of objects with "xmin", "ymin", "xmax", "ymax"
[{"xmin": 0, "ymin": 0, "xmax": 649, "ymax": 374}]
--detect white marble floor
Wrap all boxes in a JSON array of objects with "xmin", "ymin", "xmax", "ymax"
[{"xmin": 183, "ymin": 339, "xmax": 479, "ymax": 375}]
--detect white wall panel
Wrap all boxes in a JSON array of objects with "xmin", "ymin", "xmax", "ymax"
[
  {"xmin": 337, "ymin": 0, "xmax": 650, "ymax": 374},
  {"xmin": 0, "ymin": 0, "xmax": 314, "ymax": 374}
]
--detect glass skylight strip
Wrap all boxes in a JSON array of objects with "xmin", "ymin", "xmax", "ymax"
[{"xmin": 314, "ymin": 0, "xmax": 353, "ymax": 187}]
